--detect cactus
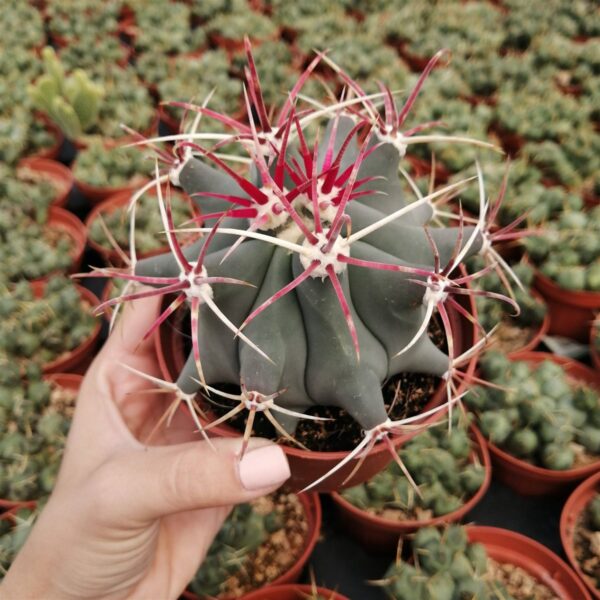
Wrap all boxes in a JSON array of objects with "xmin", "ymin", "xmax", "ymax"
[
  {"xmin": 466, "ymin": 352, "xmax": 600, "ymax": 470},
  {"xmin": 84, "ymin": 41, "xmax": 519, "ymax": 489},
  {"xmin": 187, "ymin": 500, "xmax": 283, "ymax": 597},
  {"xmin": 341, "ymin": 412, "xmax": 486, "ymax": 519},
  {"xmin": 27, "ymin": 47, "xmax": 103, "ymax": 140},
  {"xmin": 381, "ymin": 524, "xmax": 516, "ymax": 600}
]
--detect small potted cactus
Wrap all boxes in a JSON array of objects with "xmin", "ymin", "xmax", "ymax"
[
  {"xmin": 0, "ymin": 505, "xmax": 38, "ymax": 580},
  {"xmin": 73, "ymin": 140, "xmax": 150, "ymax": 204},
  {"xmin": 331, "ymin": 412, "xmax": 490, "ymax": 551},
  {"xmin": 466, "ymin": 258, "xmax": 549, "ymax": 354},
  {"xmin": 525, "ymin": 207, "xmax": 600, "ymax": 342},
  {"xmin": 0, "ymin": 204, "xmax": 86, "ymax": 285},
  {"xmin": 86, "ymin": 186, "xmax": 197, "ymax": 265},
  {"xmin": 561, "ymin": 471, "xmax": 600, "ymax": 599},
  {"xmin": 85, "ymin": 42, "xmax": 518, "ymax": 492},
  {"xmin": 0, "ymin": 369, "xmax": 81, "ymax": 506},
  {"xmin": 0, "ymin": 277, "xmax": 100, "ymax": 374},
  {"xmin": 379, "ymin": 523, "xmax": 589, "ymax": 600},
  {"xmin": 466, "ymin": 350, "xmax": 600, "ymax": 495},
  {"xmin": 182, "ymin": 490, "xmax": 321, "ymax": 599}
]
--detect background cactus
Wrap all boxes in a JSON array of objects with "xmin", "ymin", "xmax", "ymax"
[
  {"xmin": 89, "ymin": 42, "xmax": 516, "ymax": 489},
  {"xmin": 381, "ymin": 525, "xmax": 516, "ymax": 600},
  {"xmin": 27, "ymin": 47, "xmax": 103, "ymax": 140}
]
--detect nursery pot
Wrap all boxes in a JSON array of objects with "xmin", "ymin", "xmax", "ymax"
[
  {"xmin": 534, "ymin": 270, "xmax": 600, "ymax": 342},
  {"xmin": 30, "ymin": 207, "xmax": 87, "ymax": 282},
  {"xmin": 241, "ymin": 585, "xmax": 349, "ymax": 600},
  {"xmin": 467, "ymin": 525, "xmax": 591, "ymax": 600},
  {"xmin": 155, "ymin": 294, "xmax": 478, "ymax": 493},
  {"xmin": 478, "ymin": 351, "xmax": 600, "ymax": 496},
  {"xmin": 30, "ymin": 281, "xmax": 101, "ymax": 374},
  {"xmin": 330, "ymin": 425, "xmax": 492, "ymax": 552},
  {"xmin": 560, "ymin": 470, "xmax": 600, "ymax": 599},
  {"xmin": 182, "ymin": 493, "xmax": 322, "ymax": 600},
  {"xmin": 17, "ymin": 157, "xmax": 74, "ymax": 209},
  {"xmin": 75, "ymin": 170, "xmax": 148, "ymax": 207}
]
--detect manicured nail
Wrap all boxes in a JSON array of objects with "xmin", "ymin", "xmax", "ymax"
[{"xmin": 238, "ymin": 445, "xmax": 290, "ymax": 491}]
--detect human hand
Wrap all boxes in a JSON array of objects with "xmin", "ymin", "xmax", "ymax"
[{"xmin": 1, "ymin": 292, "xmax": 290, "ymax": 600}]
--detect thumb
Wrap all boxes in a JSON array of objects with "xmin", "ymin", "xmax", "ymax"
[{"xmin": 94, "ymin": 437, "xmax": 291, "ymax": 523}]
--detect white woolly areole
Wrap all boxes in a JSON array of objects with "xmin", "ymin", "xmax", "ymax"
[
  {"xmin": 255, "ymin": 186, "xmax": 290, "ymax": 231},
  {"xmin": 377, "ymin": 127, "xmax": 408, "ymax": 158},
  {"xmin": 300, "ymin": 229, "xmax": 350, "ymax": 278},
  {"xmin": 423, "ymin": 276, "xmax": 449, "ymax": 306},
  {"xmin": 169, "ymin": 152, "xmax": 191, "ymax": 187},
  {"xmin": 242, "ymin": 391, "xmax": 269, "ymax": 411},
  {"xmin": 479, "ymin": 233, "xmax": 492, "ymax": 256},
  {"xmin": 181, "ymin": 263, "xmax": 214, "ymax": 300}
]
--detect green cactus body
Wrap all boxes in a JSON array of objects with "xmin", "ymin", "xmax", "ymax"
[{"xmin": 136, "ymin": 116, "xmax": 482, "ymax": 433}]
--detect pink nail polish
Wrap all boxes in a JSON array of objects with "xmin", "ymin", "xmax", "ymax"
[{"xmin": 238, "ymin": 445, "xmax": 291, "ymax": 491}]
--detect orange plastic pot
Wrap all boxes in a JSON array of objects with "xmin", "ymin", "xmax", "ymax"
[
  {"xmin": 467, "ymin": 525, "xmax": 591, "ymax": 600},
  {"xmin": 242, "ymin": 585, "xmax": 349, "ymax": 600},
  {"xmin": 181, "ymin": 493, "xmax": 322, "ymax": 600},
  {"xmin": 478, "ymin": 351, "xmax": 600, "ymax": 496},
  {"xmin": 29, "ymin": 207, "xmax": 87, "ymax": 283},
  {"xmin": 17, "ymin": 157, "xmax": 74, "ymax": 209},
  {"xmin": 30, "ymin": 281, "xmax": 101, "ymax": 374},
  {"xmin": 155, "ymin": 294, "xmax": 478, "ymax": 493},
  {"xmin": 561, "ymin": 471, "xmax": 600, "ymax": 599},
  {"xmin": 534, "ymin": 270, "xmax": 600, "ymax": 342},
  {"xmin": 330, "ymin": 425, "xmax": 491, "ymax": 552}
]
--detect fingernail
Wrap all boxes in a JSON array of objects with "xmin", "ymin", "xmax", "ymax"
[{"xmin": 238, "ymin": 445, "xmax": 290, "ymax": 491}]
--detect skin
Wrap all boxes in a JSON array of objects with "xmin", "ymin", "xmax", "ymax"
[{"xmin": 1, "ymin": 293, "xmax": 290, "ymax": 600}]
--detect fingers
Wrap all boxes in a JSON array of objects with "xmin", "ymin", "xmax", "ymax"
[
  {"xmin": 93, "ymin": 437, "xmax": 291, "ymax": 523},
  {"xmin": 102, "ymin": 288, "xmax": 162, "ymax": 357}
]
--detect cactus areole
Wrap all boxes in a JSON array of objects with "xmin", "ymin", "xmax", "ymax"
[{"xmin": 90, "ymin": 41, "xmax": 517, "ymax": 490}]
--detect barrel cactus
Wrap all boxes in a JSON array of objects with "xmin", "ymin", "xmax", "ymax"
[{"xmin": 84, "ymin": 41, "xmax": 518, "ymax": 489}]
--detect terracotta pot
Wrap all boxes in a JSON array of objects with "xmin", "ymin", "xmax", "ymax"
[
  {"xmin": 534, "ymin": 270, "xmax": 600, "ymax": 342},
  {"xmin": 48, "ymin": 206, "xmax": 86, "ymax": 271},
  {"xmin": 242, "ymin": 585, "xmax": 349, "ymax": 600},
  {"xmin": 591, "ymin": 318, "xmax": 600, "ymax": 371},
  {"xmin": 478, "ymin": 351, "xmax": 600, "ymax": 496},
  {"xmin": 467, "ymin": 525, "xmax": 591, "ymax": 600},
  {"xmin": 561, "ymin": 471, "xmax": 600, "ymax": 599},
  {"xmin": 17, "ymin": 157, "xmax": 74, "ymax": 209},
  {"xmin": 30, "ymin": 281, "xmax": 101, "ymax": 374},
  {"xmin": 182, "ymin": 493, "xmax": 322, "ymax": 600},
  {"xmin": 330, "ymin": 425, "xmax": 491, "ymax": 552},
  {"xmin": 27, "ymin": 207, "xmax": 87, "ymax": 283},
  {"xmin": 155, "ymin": 294, "xmax": 478, "ymax": 493}
]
